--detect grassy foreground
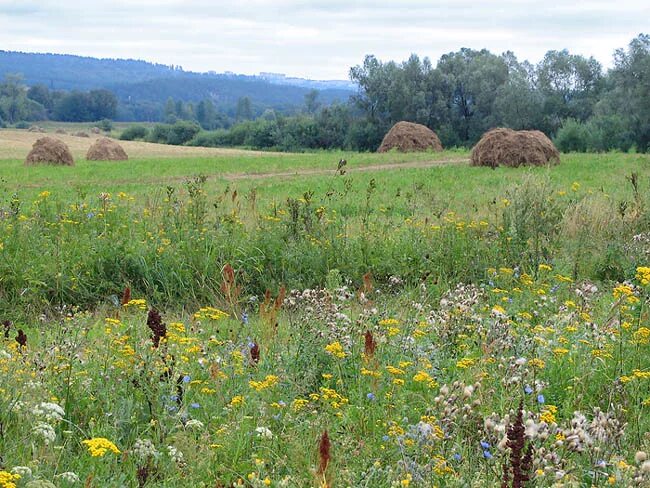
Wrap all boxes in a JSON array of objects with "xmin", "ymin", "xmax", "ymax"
[{"xmin": 0, "ymin": 149, "xmax": 649, "ymax": 486}]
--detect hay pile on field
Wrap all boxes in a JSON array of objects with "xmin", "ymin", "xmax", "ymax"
[
  {"xmin": 28, "ymin": 125, "xmax": 45, "ymax": 133},
  {"xmin": 86, "ymin": 138, "xmax": 128, "ymax": 161},
  {"xmin": 471, "ymin": 128, "xmax": 560, "ymax": 168},
  {"xmin": 74, "ymin": 131, "xmax": 89, "ymax": 138},
  {"xmin": 91, "ymin": 127, "xmax": 101, "ymax": 134},
  {"xmin": 24, "ymin": 137, "xmax": 74, "ymax": 166},
  {"xmin": 378, "ymin": 121, "xmax": 443, "ymax": 153},
  {"xmin": 55, "ymin": 129, "xmax": 67, "ymax": 135}
]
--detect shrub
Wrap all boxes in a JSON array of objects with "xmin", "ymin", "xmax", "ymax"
[
  {"xmin": 554, "ymin": 119, "xmax": 589, "ymax": 152},
  {"xmin": 98, "ymin": 118, "xmax": 113, "ymax": 131},
  {"xmin": 14, "ymin": 121, "xmax": 30, "ymax": 129},
  {"xmin": 119, "ymin": 125, "xmax": 149, "ymax": 141},
  {"xmin": 188, "ymin": 129, "xmax": 230, "ymax": 147}
]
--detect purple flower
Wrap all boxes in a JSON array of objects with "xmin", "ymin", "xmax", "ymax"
[
  {"xmin": 241, "ymin": 311, "xmax": 249, "ymax": 324},
  {"xmin": 453, "ymin": 453, "xmax": 462, "ymax": 461}
]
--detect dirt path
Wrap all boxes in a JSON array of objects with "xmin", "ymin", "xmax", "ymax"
[{"xmin": 220, "ymin": 156, "xmax": 469, "ymax": 181}]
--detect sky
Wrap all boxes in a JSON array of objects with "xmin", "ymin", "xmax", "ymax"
[{"xmin": 0, "ymin": 0, "xmax": 648, "ymax": 80}]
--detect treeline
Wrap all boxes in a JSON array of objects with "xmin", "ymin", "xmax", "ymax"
[
  {"xmin": 121, "ymin": 33, "xmax": 650, "ymax": 152},
  {"xmin": 0, "ymin": 75, "xmax": 117, "ymax": 124}
]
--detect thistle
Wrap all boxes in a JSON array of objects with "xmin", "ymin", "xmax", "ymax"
[{"xmin": 147, "ymin": 309, "xmax": 166, "ymax": 348}]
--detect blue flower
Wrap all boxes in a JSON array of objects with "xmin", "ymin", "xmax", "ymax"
[
  {"xmin": 367, "ymin": 392, "xmax": 376, "ymax": 401},
  {"xmin": 241, "ymin": 311, "xmax": 249, "ymax": 324},
  {"xmin": 483, "ymin": 450, "xmax": 493, "ymax": 459},
  {"xmin": 480, "ymin": 440, "xmax": 491, "ymax": 449},
  {"xmin": 190, "ymin": 403, "xmax": 200, "ymax": 409},
  {"xmin": 537, "ymin": 394, "xmax": 545, "ymax": 404},
  {"xmin": 182, "ymin": 375, "xmax": 191, "ymax": 383},
  {"xmin": 382, "ymin": 435, "xmax": 389, "ymax": 441},
  {"xmin": 524, "ymin": 385, "xmax": 533, "ymax": 395},
  {"xmin": 453, "ymin": 453, "xmax": 462, "ymax": 461}
]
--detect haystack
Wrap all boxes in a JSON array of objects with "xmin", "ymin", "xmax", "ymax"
[
  {"xmin": 471, "ymin": 128, "xmax": 560, "ymax": 168},
  {"xmin": 74, "ymin": 131, "xmax": 89, "ymax": 138},
  {"xmin": 86, "ymin": 138, "xmax": 128, "ymax": 161},
  {"xmin": 90, "ymin": 127, "xmax": 101, "ymax": 134},
  {"xmin": 28, "ymin": 125, "xmax": 45, "ymax": 133},
  {"xmin": 25, "ymin": 137, "xmax": 74, "ymax": 166},
  {"xmin": 55, "ymin": 129, "xmax": 67, "ymax": 135},
  {"xmin": 378, "ymin": 121, "xmax": 443, "ymax": 153}
]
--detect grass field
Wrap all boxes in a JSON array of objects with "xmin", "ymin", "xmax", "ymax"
[{"xmin": 0, "ymin": 135, "xmax": 649, "ymax": 486}]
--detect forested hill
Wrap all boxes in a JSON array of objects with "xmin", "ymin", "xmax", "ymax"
[{"xmin": 0, "ymin": 50, "xmax": 354, "ymax": 107}]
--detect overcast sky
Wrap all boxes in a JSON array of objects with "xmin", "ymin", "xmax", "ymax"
[{"xmin": 0, "ymin": 0, "xmax": 648, "ymax": 80}]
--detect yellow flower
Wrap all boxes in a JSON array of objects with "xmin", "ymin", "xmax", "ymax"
[
  {"xmin": 529, "ymin": 358, "xmax": 545, "ymax": 369},
  {"xmin": 636, "ymin": 266, "xmax": 650, "ymax": 286},
  {"xmin": 82, "ymin": 437, "xmax": 121, "ymax": 457},
  {"xmin": 456, "ymin": 358, "xmax": 476, "ymax": 369},
  {"xmin": 324, "ymin": 341, "xmax": 346, "ymax": 359},
  {"xmin": 538, "ymin": 263, "xmax": 553, "ymax": 271},
  {"xmin": 249, "ymin": 375, "xmax": 279, "ymax": 391}
]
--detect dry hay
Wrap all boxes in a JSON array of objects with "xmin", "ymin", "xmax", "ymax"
[
  {"xmin": 55, "ymin": 129, "xmax": 67, "ymax": 135},
  {"xmin": 86, "ymin": 137, "xmax": 129, "ymax": 161},
  {"xmin": 378, "ymin": 121, "xmax": 443, "ymax": 153},
  {"xmin": 90, "ymin": 127, "xmax": 101, "ymax": 134},
  {"xmin": 73, "ymin": 131, "xmax": 90, "ymax": 138},
  {"xmin": 471, "ymin": 128, "xmax": 560, "ymax": 168},
  {"xmin": 28, "ymin": 125, "xmax": 46, "ymax": 133},
  {"xmin": 24, "ymin": 137, "xmax": 74, "ymax": 166}
]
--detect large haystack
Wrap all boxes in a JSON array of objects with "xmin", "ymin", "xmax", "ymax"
[
  {"xmin": 471, "ymin": 128, "xmax": 560, "ymax": 168},
  {"xmin": 25, "ymin": 137, "xmax": 74, "ymax": 166},
  {"xmin": 86, "ymin": 138, "xmax": 129, "ymax": 161},
  {"xmin": 378, "ymin": 121, "xmax": 443, "ymax": 153}
]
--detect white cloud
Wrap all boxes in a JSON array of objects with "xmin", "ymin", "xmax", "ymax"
[{"xmin": 0, "ymin": 0, "xmax": 648, "ymax": 79}]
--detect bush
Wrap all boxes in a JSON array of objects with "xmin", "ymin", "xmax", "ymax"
[
  {"xmin": 98, "ymin": 118, "xmax": 113, "ymax": 131},
  {"xmin": 167, "ymin": 120, "xmax": 201, "ymax": 145},
  {"xmin": 554, "ymin": 119, "xmax": 589, "ymax": 152},
  {"xmin": 14, "ymin": 121, "xmax": 30, "ymax": 129},
  {"xmin": 120, "ymin": 125, "xmax": 149, "ymax": 141},
  {"xmin": 188, "ymin": 129, "xmax": 230, "ymax": 147}
]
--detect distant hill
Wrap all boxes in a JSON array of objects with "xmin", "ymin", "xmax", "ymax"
[{"xmin": 0, "ymin": 50, "xmax": 355, "ymax": 113}]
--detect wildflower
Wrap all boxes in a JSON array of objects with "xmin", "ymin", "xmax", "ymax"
[
  {"xmin": 33, "ymin": 402, "xmax": 65, "ymax": 422},
  {"xmin": 184, "ymin": 419, "xmax": 204, "ymax": 430},
  {"xmin": 255, "ymin": 427, "xmax": 273, "ymax": 439},
  {"xmin": 147, "ymin": 308, "xmax": 167, "ymax": 348},
  {"xmin": 317, "ymin": 430, "xmax": 331, "ymax": 477},
  {"xmin": 324, "ymin": 341, "xmax": 346, "ymax": 359},
  {"xmin": 0, "ymin": 471, "xmax": 20, "ymax": 488},
  {"xmin": 456, "ymin": 358, "xmax": 476, "ymax": 369},
  {"xmin": 537, "ymin": 394, "xmax": 545, "ymax": 404},
  {"xmin": 132, "ymin": 439, "xmax": 160, "ymax": 460},
  {"xmin": 167, "ymin": 445, "xmax": 185, "ymax": 466},
  {"xmin": 249, "ymin": 375, "xmax": 279, "ymax": 391},
  {"xmin": 366, "ymin": 392, "xmax": 376, "ymax": 401},
  {"xmin": 33, "ymin": 421, "xmax": 56, "ymax": 445},
  {"xmin": 636, "ymin": 266, "xmax": 650, "ymax": 286},
  {"xmin": 55, "ymin": 472, "xmax": 80, "ymax": 484},
  {"xmin": 10, "ymin": 467, "xmax": 31, "ymax": 478},
  {"xmin": 82, "ymin": 437, "xmax": 121, "ymax": 457}
]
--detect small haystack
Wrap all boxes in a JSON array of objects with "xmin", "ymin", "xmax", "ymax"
[
  {"xmin": 86, "ymin": 138, "xmax": 128, "ymax": 161},
  {"xmin": 90, "ymin": 127, "xmax": 101, "ymax": 134},
  {"xmin": 28, "ymin": 125, "xmax": 46, "ymax": 133},
  {"xmin": 74, "ymin": 131, "xmax": 90, "ymax": 138},
  {"xmin": 25, "ymin": 137, "xmax": 74, "ymax": 166},
  {"xmin": 55, "ymin": 129, "xmax": 67, "ymax": 135},
  {"xmin": 378, "ymin": 121, "xmax": 443, "ymax": 153},
  {"xmin": 471, "ymin": 128, "xmax": 560, "ymax": 168}
]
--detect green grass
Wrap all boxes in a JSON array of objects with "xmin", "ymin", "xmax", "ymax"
[{"xmin": 0, "ymin": 150, "xmax": 649, "ymax": 486}]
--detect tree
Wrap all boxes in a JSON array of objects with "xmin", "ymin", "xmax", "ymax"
[
  {"xmin": 236, "ymin": 96, "xmax": 253, "ymax": 121},
  {"xmin": 0, "ymin": 74, "xmax": 29, "ymax": 123},
  {"xmin": 304, "ymin": 89, "xmax": 321, "ymax": 114}
]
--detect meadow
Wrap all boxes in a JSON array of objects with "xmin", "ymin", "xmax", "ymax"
[{"xmin": 0, "ymin": 135, "xmax": 649, "ymax": 486}]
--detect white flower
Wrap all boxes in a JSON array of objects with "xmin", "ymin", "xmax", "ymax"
[
  {"xmin": 255, "ymin": 426, "xmax": 273, "ymax": 439},
  {"xmin": 167, "ymin": 445, "xmax": 185, "ymax": 466},
  {"xmin": 56, "ymin": 472, "xmax": 81, "ymax": 483},
  {"xmin": 0, "ymin": 349, "xmax": 11, "ymax": 360},
  {"xmin": 11, "ymin": 466, "xmax": 32, "ymax": 478},
  {"xmin": 33, "ymin": 402, "xmax": 65, "ymax": 422},
  {"xmin": 33, "ymin": 421, "xmax": 56, "ymax": 444},
  {"xmin": 184, "ymin": 419, "xmax": 204, "ymax": 430},
  {"xmin": 132, "ymin": 438, "xmax": 160, "ymax": 460}
]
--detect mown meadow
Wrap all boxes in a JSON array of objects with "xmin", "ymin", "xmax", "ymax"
[{"xmin": 0, "ymin": 148, "xmax": 649, "ymax": 487}]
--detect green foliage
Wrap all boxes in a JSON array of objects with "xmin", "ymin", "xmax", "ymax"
[
  {"xmin": 555, "ymin": 119, "xmax": 590, "ymax": 152},
  {"xmin": 147, "ymin": 121, "xmax": 201, "ymax": 145},
  {"xmin": 119, "ymin": 125, "xmax": 149, "ymax": 141}
]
